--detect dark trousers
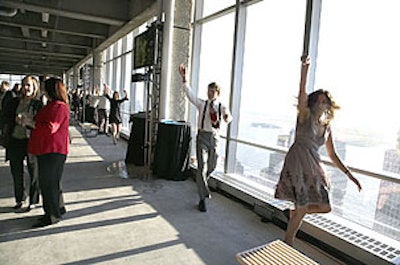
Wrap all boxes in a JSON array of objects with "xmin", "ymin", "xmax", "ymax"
[
  {"xmin": 98, "ymin": 109, "xmax": 108, "ymax": 133},
  {"xmin": 38, "ymin": 153, "xmax": 66, "ymax": 223},
  {"xmin": 8, "ymin": 138, "xmax": 40, "ymax": 204}
]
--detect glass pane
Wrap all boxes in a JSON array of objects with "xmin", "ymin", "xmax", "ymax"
[
  {"xmin": 215, "ymin": 138, "xmax": 227, "ymax": 172},
  {"xmin": 116, "ymin": 39, "xmax": 123, "ymax": 56},
  {"xmin": 201, "ymin": 0, "xmax": 235, "ymax": 18},
  {"xmin": 197, "ymin": 13, "xmax": 235, "ymax": 137},
  {"xmin": 107, "ymin": 61, "xmax": 113, "ymax": 89},
  {"xmin": 375, "ymin": 180, "xmax": 400, "ymax": 240},
  {"xmin": 325, "ymin": 163, "xmax": 400, "ymax": 241},
  {"xmin": 132, "ymin": 67, "xmax": 146, "ymax": 113},
  {"xmin": 229, "ymin": 142, "xmax": 282, "ymax": 192},
  {"xmin": 316, "ymin": 0, "xmax": 400, "ymax": 176},
  {"xmin": 114, "ymin": 57, "xmax": 121, "ymax": 93},
  {"xmin": 239, "ymin": 0, "xmax": 306, "ymax": 148},
  {"xmin": 123, "ymin": 53, "xmax": 132, "ymax": 101},
  {"xmin": 316, "ymin": 0, "xmax": 400, "ymax": 241},
  {"xmin": 127, "ymin": 32, "xmax": 133, "ymax": 51}
]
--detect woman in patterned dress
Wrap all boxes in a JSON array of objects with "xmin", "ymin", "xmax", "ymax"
[{"xmin": 274, "ymin": 56, "xmax": 362, "ymax": 245}]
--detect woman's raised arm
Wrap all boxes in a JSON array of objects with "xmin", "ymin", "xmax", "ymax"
[{"xmin": 298, "ymin": 55, "xmax": 311, "ymax": 123}]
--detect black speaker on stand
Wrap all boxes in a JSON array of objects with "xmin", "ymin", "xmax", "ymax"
[
  {"xmin": 125, "ymin": 112, "xmax": 146, "ymax": 166},
  {"xmin": 153, "ymin": 120, "xmax": 191, "ymax": 180}
]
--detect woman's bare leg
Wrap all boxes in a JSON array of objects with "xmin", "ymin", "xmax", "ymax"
[
  {"xmin": 116, "ymin": 123, "xmax": 121, "ymax": 140},
  {"xmin": 284, "ymin": 207, "xmax": 307, "ymax": 245},
  {"xmin": 111, "ymin": 123, "xmax": 117, "ymax": 144},
  {"xmin": 307, "ymin": 204, "xmax": 331, "ymax": 214},
  {"xmin": 284, "ymin": 204, "xmax": 331, "ymax": 245}
]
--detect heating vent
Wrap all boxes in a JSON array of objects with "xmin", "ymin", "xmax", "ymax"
[
  {"xmin": 305, "ymin": 215, "xmax": 400, "ymax": 264},
  {"xmin": 236, "ymin": 239, "xmax": 319, "ymax": 265},
  {"xmin": 210, "ymin": 172, "xmax": 400, "ymax": 264}
]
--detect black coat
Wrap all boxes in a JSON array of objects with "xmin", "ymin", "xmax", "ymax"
[{"xmin": 2, "ymin": 97, "xmax": 43, "ymax": 159}]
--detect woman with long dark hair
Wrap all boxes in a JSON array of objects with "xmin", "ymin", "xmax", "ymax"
[{"xmin": 28, "ymin": 77, "xmax": 70, "ymax": 227}]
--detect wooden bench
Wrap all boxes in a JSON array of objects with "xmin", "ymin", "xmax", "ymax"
[
  {"xmin": 236, "ymin": 240, "xmax": 319, "ymax": 265},
  {"xmin": 79, "ymin": 122, "xmax": 99, "ymax": 137}
]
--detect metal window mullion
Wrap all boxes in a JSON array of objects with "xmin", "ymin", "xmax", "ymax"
[
  {"xmin": 225, "ymin": 0, "xmax": 247, "ymax": 174},
  {"xmin": 304, "ymin": 0, "xmax": 322, "ymax": 93}
]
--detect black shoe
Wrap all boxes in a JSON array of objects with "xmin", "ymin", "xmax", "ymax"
[
  {"xmin": 25, "ymin": 204, "xmax": 40, "ymax": 212},
  {"xmin": 60, "ymin": 207, "xmax": 66, "ymax": 215},
  {"xmin": 13, "ymin": 202, "xmax": 23, "ymax": 209},
  {"xmin": 32, "ymin": 217, "xmax": 59, "ymax": 228},
  {"xmin": 38, "ymin": 215, "xmax": 49, "ymax": 222},
  {"xmin": 32, "ymin": 219, "xmax": 51, "ymax": 228},
  {"xmin": 198, "ymin": 199, "xmax": 206, "ymax": 212}
]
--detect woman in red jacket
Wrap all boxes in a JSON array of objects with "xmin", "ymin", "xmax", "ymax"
[{"xmin": 28, "ymin": 77, "xmax": 70, "ymax": 227}]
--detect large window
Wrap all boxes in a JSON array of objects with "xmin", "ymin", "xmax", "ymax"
[
  {"xmin": 102, "ymin": 22, "xmax": 155, "ymax": 135},
  {"xmin": 315, "ymin": 0, "xmax": 400, "ymax": 241},
  {"xmin": 191, "ymin": 0, "xmax": 400, "ymax": 247},
  {"xmin": 193, "ymin": 9, "xmax": 235, "ymax": 170},
  {"xmin": 235, "ymin": 0, "xmax": 306, "ymax": 179},
  {"xmin": 196, "ymin": 13, "xmax": 235, "ymax": 138},
  {"xmin": 201, "ymin": 0, "xmax": 235, "ymax": 18}
]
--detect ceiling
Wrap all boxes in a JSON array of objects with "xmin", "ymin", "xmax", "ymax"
[{"xmin": 0, "ymin": 0, "xmax": 157, "ymax": 77}]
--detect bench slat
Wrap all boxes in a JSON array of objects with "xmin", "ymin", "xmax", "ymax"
[{"xmin": 236, "ymin": 240, "xmax": 319, "ymax": 265}]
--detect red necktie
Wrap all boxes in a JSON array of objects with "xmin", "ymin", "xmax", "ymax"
[{"xmin": 210, "ymin": 101, "xmax": 219, "ymax": 129}]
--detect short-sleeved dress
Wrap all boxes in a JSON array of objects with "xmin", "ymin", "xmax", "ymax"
[
  {"xmin": 106, "ymin": 95, "xmax": 128, "ymax": 124},
  {"xmin": 274, "ymin": 114, "xmax": 331, "ymax": 208}
]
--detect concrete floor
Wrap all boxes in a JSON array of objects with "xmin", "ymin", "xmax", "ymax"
[{"xmin": 0, "ymin": 126, "xmax": 342, "ymax": 265}]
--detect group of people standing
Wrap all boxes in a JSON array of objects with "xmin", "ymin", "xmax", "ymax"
[{"xmin": 0, "ymin": 76, "xmax": 70, "ymax": 227}]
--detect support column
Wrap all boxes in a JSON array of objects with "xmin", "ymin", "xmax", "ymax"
[
  {"xmin": 73, "ymin": 67, "xmax": 79, "ymax": 90},
  {"xmin": 93, "ymin": 50, "xmax": 103, "ymax": 90},
  {"xmin": 159, "ymin": 0, "xmax": 193, "ymax": 121}
]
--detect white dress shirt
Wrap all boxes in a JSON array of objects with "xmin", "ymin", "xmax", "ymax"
[{"xmin": 183, "ymin": 83, "xmax": 231, "ymax": 133}]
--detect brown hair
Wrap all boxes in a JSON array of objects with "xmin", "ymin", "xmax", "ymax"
[
  {"xmin": 45, "ymin": 77, "xmax": 69, "ymax": 104},
  {"xmin": 307, "ymin": 89, "xmax": 340, "ymax": 123},
  {"xmin": 208, "ymin": 82, "xmax": 221, "ymax": 93}
]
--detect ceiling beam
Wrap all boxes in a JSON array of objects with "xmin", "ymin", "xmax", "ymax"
[
  {"xmin": 0, "ymin": 35, "xmax": 91, "ymax": 50},
  {"xmin": 0, "ymin": 47, "xmax": 83, "ymax": 59},
  {"xmin": 0, "ymin": 0, "xmax": 126, "ymax": 26},
  {"xmin": 0, "ymin": 21, "xmax": 106, "ymax": 39}
]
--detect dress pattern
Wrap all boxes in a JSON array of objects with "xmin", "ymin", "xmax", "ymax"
[{"xmin": 274, "ymin": 114, "xmax": 331, "ymax": 207}]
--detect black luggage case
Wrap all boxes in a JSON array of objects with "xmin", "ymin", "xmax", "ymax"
[{"xmin": 153, "ymin": 120, "xmax": 191, "ymax": 180}]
